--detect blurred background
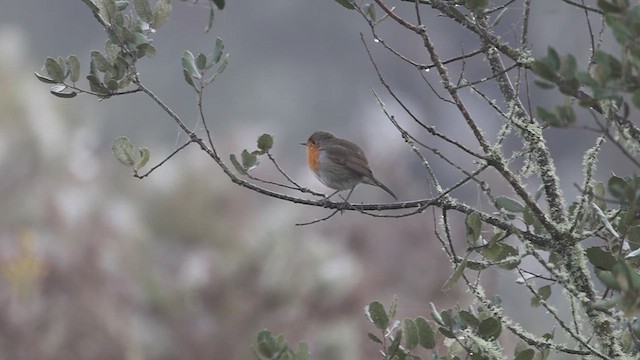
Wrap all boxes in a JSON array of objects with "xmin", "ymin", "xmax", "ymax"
[{"xmin": 0, "ymin": 1, "xmax": 631, "ymax": 359}]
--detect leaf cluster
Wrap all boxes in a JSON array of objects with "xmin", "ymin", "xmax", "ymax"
[
  {"xmin": 251, "ymin": 329, "xmax": 309, "ymax": 360},
  {"xmin": 111, "ymin": 136, "xmax": 150, "ymax": 172},
  {"xmin": 230, "ymin": 134, "xmax": 274, "ymax": 175},
  {"xmin": 182, "ymin": 37, "xmax": 229, "ymax": 93},
  {"xmin": 363, "ymin": 298, "xmax": 545, "ymax": 360},
  {"xmin": 35, "ymin": 0, "xmax": 173, "ymax": 98},
  {"xmin": 533, "ymin": 1, "xmax": 640, "ymax": 128}
]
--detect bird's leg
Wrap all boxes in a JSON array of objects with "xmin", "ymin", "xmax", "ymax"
[
  {"xmin": 337, "ymin": 187, "xmax": 355, "ymax": 212},
  {"xmin": 315, "ymin": 189, "xmax": 340, "ymax": 205}
]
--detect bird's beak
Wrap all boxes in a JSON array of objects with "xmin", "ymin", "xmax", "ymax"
[{"xmin": 300, "ymin": 142, "xmax": 307, "ymax": 146}]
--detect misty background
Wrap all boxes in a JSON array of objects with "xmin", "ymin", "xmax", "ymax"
[{"xmin": 0, "ymin": 1, "xmax": 627, "ymax": 359}]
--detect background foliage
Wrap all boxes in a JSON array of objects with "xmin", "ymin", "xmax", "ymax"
[{"xmin": 2, "ymin": 0, "xmax": 640, "ymax": 359}]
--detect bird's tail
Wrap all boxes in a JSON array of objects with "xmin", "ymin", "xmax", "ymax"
[{"xmin": 364, "ymin": 176, "xmax": 397, "ymax": 200}]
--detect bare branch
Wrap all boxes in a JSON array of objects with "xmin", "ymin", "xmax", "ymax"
[{"xmin": 134, "ymin": 140, "xmax": 194, "ymax": 179}]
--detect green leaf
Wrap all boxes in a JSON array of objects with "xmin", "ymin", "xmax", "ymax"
[
  {"xmin": 213, "ymin": 0, "xmax": 225, "ymax": 10},
  {"xmin": 364, "ymin": 3, "xmax": 376, "ymax": 21},
  {"xmin": 586, "ymin": 246, "xmax": 617, "ymax": 271},
  {"xmin": 402, "ymin": 319, "xmax": 419, "ymax": 349},
  {"xmin": 50, "ymin": 86, "xmax": 77, "ymax": 98},
  {"xmin": 514, "ymin": 348, "xmax": 535, "ymax": 360},
  {"xmin": 257, "ymin": 340, "xmax": 273, "ymax": 358},
  {"xmin": 616, "ymin": 260, "xmax": 640, "ymax": 290},
  {"xmin": 560, "ymin": 54, "xmax": 577, "ymax": 78},
  {"xmin": 547, "ymin": 47, "xmax": 560, "ymax": 72},
  {"xmin": 608, "ymin": 14, "xmax": 634, "ymax": 44},
  {"xmin": 230, "ymin": 153, "xmax": 246, "ymax": 175},
  {"xmin": 66, "ymin": 55, "xmax": 81, "ymax": 83},
  {"xmin": 106, "ymin": 79, "xmax": 119, "ymax": 91},
  {"xmin": 87, "ymin": 74, "xmax": 110, "ymax": 95},
  {"xmin": 134, "ymin": 0, "xmax": 153, "ymax": 23},
  {"xmin": 113, "ymin": 57, "xmax": 128, "ymax": 80},
  {"xmin": 531, "ymin": 285, "xmax": 552, "ymax": 307},
  {"xmin": 439, "ymin": 309, "xmax": 454, "ymax": 328},
  {"xmin": 495, "ymin": 196, "xmax": 525, "ymax": 213},
  {"xmin": 45, "ymin": 57, "xmax": 65, "ymax": 82},
  {"xmin": 112, "ymin": 136, "xmax": 137, "ymax": 167},
  {"xmin": 608, "ymin": 175, "xmax": 632, "ymax": 202},
  {"xmin": 364, "ymin": 301, "xmax": 389, "ymax": 330},
  {"xmin": 183, "ymin": 70, "xmax": 197, "ymax": 91},
  {"xmin": 483, "ymin": 243, "xmax": 518, "ymax": 263},
  {"xmin": 415, "ymin": 316, "xmax": 435, "ymax": 349},
  {"xmin": 595, "ymin": 269, "xmax": 620, "ymax": 290},
  {"xmin": 212, "ymin": 37, "xmax": 224, "ymax": 63},
  {"xmin": 137, "ymin": 147, "xmax": 150, "ymax": 170},
  {"xmin": 388, "ymin": 295, "xmax": 398, "ymax": 319},
  {"xmin": 205, "ymin": 4, "xmax": 215, "ymax": 33},
  {"xmin": 458, "ymin": 310, "xmax": 480, "ymax": 328},
  {"xmin": 34, "ymin": 72, "xmax": 57, "ymax": 84},
  {"xmin": 534, "ymin": 80, "xmax": 555, "ymax": 89},
  {"xmin": 478, "ymin": 317, "xmax": 502, "ymax": 340},
  {"xmin": 196, "ymin": 53, "xmax": 207, "ymax": 71},
  {"xmin": 531, "ymin": 60, "xmax": 556, "ymax": 81},
  {"xmin": 152, "ymin": 0, "xmax": 172, "ymax": 29},
  {"xmin": 465, "ymin": 0, "xmax": 488, "ymax": 11},
  {"xmin": 523, "ymin": 206, "xmax": 544, "ymax": 234},
  {"xmin": 597, "ymin": 0, "xmax": 625, "ymax": 14},
  {"xmin": 466, "ymin": 259, "xmax": 489, "ymax": 270},
  {"xmin": 205, "ymin": 54, "xmax": 229, "ymax": 85},
  {"xmin": 592, "ymin": 181, "xmax": 607, "ymax": 211},
  {"xmin": 537, "ymin": 106, "xmax": 561, "ymax": 127},
  {"xmin": 387, "ymin": 330, "xmax": 402, "ymax": 357},
  {"xmin": 334, "ymin": 0, "xmax": 355, "ymax": 10},
  {"xmin": 217, "ymin": 53, "xmax": 229, "ymax": 74},
  {"xmin": 367, "ymin": 332, "xmax": 383, "ymax": 344},
  {"xmin": 91, "ymin": 51, "xmax": 112, "ymax": 73},
  {"xmin": 632, "ymin": 91, "xmax": 640, "ymax": 109},
  {"xmin": 241, "ymin": 149, "xmax": 258, "ymax": 171},
  {"xmin": 556, "ymin": 105, "xmax": 576, "ymax": 125},
  {"xmin": 429, "ymin": 303, "xmax": 445, "ymax": 326},
  {"xmin": 115, "ymin": 0, "xmax": 129, "ymax": 11},
  {"xmin": 295, "ymin": 342, "xmax": 309, "ymax": 360},
  {"xmin": 465, "ymin": 212, "xmax": 482, "ymax": 245},
  {"xmin": 438, "ymin": 327, "xmax": 456, "ymax": 339},
  {"xmin": 442, "ymin": 258, "xmax": 467, "ymax": 291},
  {"xmin": 558, "ymin": 78, "xmax": 580, "ymax": 95},
  {"xmin": 137, "ymin": 43, "xmax": 156, "ymax": 58},
  {"xmin": 257, "ymin": 134, "xmax": 274, "ymax": 152},
  {"xmin": 182, "ymin": 50, "xmax": 201, "ymax": 79},
  {"xmin": 594, "ymin": 50, "xmax": 623, "ymax": 82}
]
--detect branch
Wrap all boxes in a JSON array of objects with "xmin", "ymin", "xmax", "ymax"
[
  {"xmin": 134, "ymin": 140, "xmax": 194, "ymax": 179},
  {"xmin": 410, "ymin": 0, "xmax": 640, "ymax": 144},
  {"xmin": 477, "ymin": 16, "xmax": 567, "ymax": 230},
  {"xmin": 517, "ymin": 269, "xmax": 611, "ymax": 359}
]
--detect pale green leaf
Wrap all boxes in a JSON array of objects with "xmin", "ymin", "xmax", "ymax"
[
  {"xmin": 134, "ymin": 0, "xmax": 153, "ymax": 23},
  {"xmin": 66, "ymin": 55, "xmax": 81, "ymax": 83},
  {"xmin": 152, "ymin": 0, "xmax": 172, "ymax": 29},
  {"xmin": 112, "ymin": 136, "xmax": 137, "ymax": 167},
  {"xmin": 45, "ymin": 57, "xmax": 65, "ymax": 82}
]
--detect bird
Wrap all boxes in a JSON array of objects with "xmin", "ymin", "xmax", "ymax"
[{"xmin": 302, "ymin": 131, "xmax": 397, "ymax": 202}]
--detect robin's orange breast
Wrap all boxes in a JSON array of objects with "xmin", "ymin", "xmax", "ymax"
[{"xmin": 306, "ymin": 143, "xmax": 321, "ymax": 173}]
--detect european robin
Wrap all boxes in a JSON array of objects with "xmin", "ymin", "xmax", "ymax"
[{"xmin": 302, "ymin": 131, "xmax": 397, "ymax": 201}]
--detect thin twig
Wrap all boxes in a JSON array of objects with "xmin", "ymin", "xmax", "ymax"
[
  {"xmin": 560, "ymin": 0, "xmax": 603, "ymax": 14},
  {"xmin": 517, "ymin": 269, "xmax": 611, "ymax": 359},
  {"xmin": 134, "ymin": 140, "xmax": 194, "ymax": 179},
  {"xmin": 267, "ymin": 153, "xmax": 326, "ymax": 196}
]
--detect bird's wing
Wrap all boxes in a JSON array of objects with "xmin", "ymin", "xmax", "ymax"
[{"xmin": 324, "ymin": 139, "xmax": 374, "ymax": 178}]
